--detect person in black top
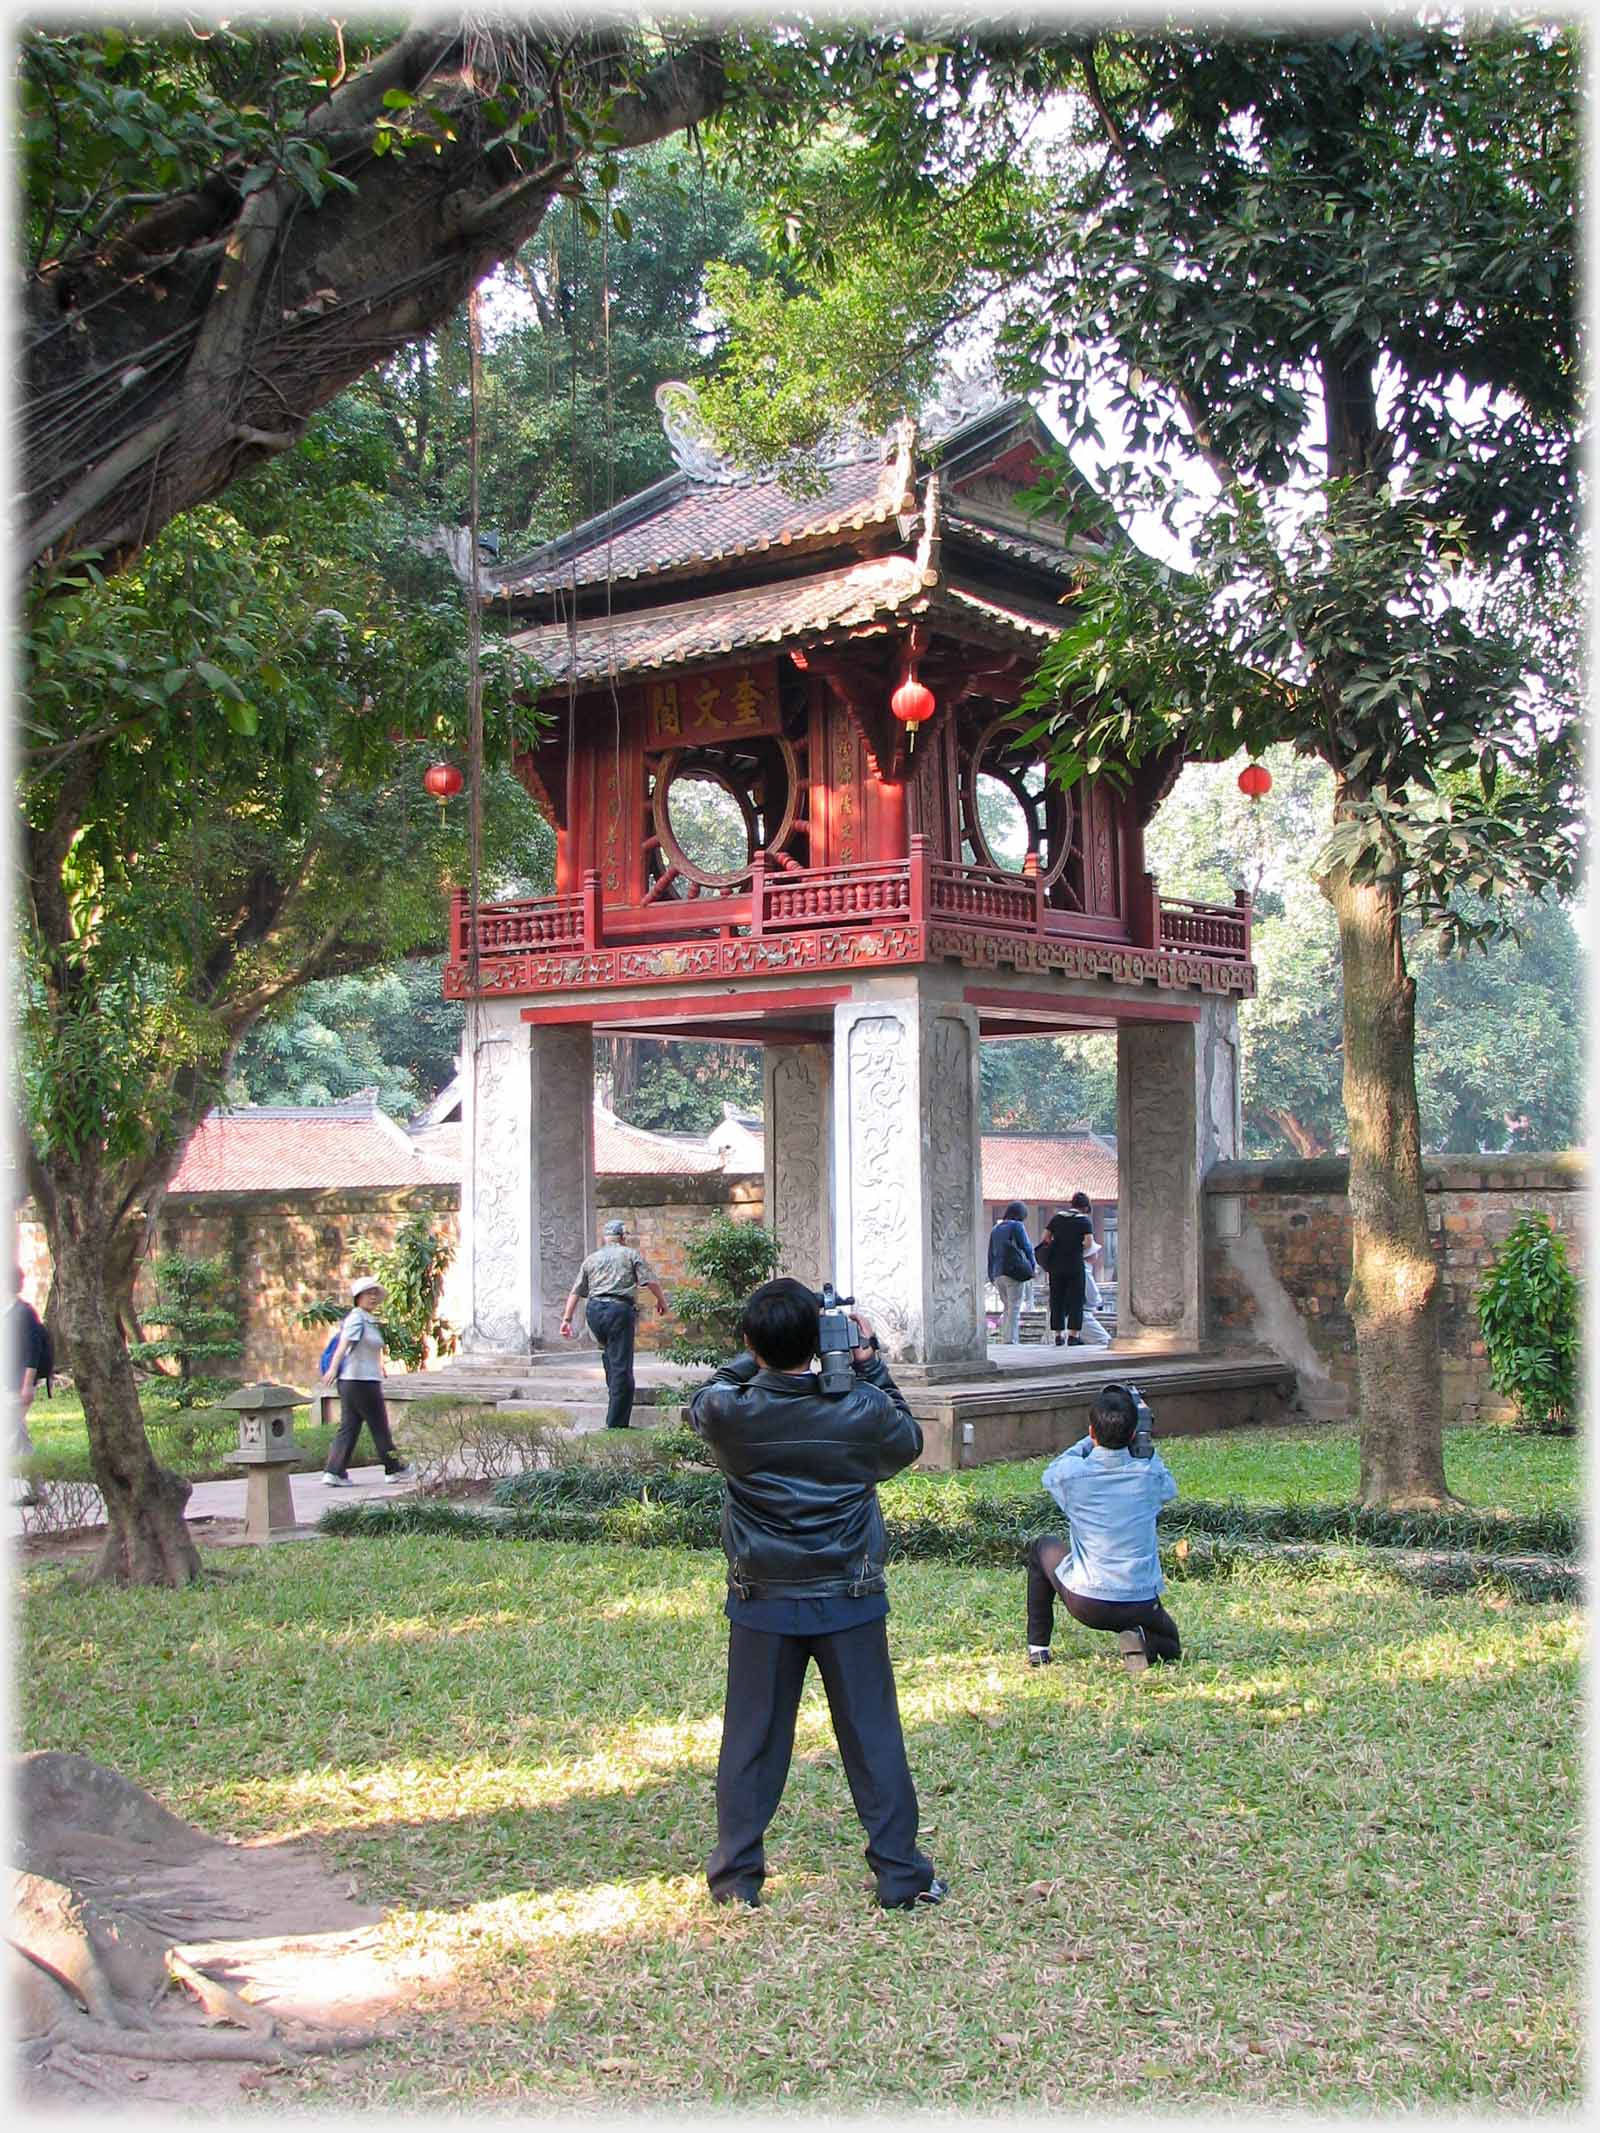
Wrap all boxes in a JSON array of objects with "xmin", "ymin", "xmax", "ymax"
[
  {"xmin": 1040, "ymin": 1194, "xmax": 1095, "ymax": 1346},
  {"xmin": 689, "ymin": 1278, "xmax": 945, "ymax": 1913},
  {"xmin": 6, "ymin": 1266, "xmax": 50, "ymax": 1461}
]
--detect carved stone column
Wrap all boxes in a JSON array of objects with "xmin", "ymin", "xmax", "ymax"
[
  {"xmin": 764, "ymin": 1043, "xmax": 833, "ymax": 1287},
  {"xmin": 832, "ymin": 986, "xmax": 985, "ymax": 1364},
  {"xmin": 461, "ymin": 1004, "xmax": 595, "ymax": 1353},
  {"xmin": 1116, "ymin": 998, "xmax": 1240, "ymax": 1348}
]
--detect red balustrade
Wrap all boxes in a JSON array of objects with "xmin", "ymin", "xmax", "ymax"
[
  {"xmin": 758, "ymin": 859, "xmax": 913, "ymax": 931},
  {"xmin": 452, "ymin": 889, "xmax": 587, "ymax": 957},
  {"xmin": 450, "ymin": 870, "xmax": 1251, "ymax": 970},
  {"xmin": 1158, "ymin": 892, "xmax": 1252, "ymax": 960},
  {"xmin": 927, "ymin": 859, "xmax": 1041, "ymax": 931}
]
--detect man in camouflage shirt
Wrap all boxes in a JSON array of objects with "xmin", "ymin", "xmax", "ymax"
[{"xmin": 559, "ymin": 1219, "xmax": 669, "ymax": 1429}]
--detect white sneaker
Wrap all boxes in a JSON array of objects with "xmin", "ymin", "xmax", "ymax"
[
  {"xmin": 385, "ymin": 1463, "xmax": 414, "ymax": 1481},
  {"xmin": 322, "ymin": 1472, "xmax": 354, "ymax": 1488}
]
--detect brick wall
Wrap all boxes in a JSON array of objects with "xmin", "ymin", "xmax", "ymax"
[
  {"xmin": 1205, "ymin": 1152, "xmax": 1585, "ymax": 1424},
  {"xmin": 15, "ymin": 1172, "xmax": 766, "ymax": 1379},
  {"xmin": 595, "ymin": 1174, "xmax": 765, "ymax": 1350}
]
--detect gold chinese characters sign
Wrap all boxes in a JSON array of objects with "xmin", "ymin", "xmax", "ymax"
[{"xmin": 643, "ymin": 662, "xmax": 782, "ymax": 747}]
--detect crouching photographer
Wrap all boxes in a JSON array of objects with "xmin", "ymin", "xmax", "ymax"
[
  {"xmin": 689, "ymin": 1278, "xmax": 945, "ymax": 1913},
  {"xmin": 1026, "ymin": 1383, "xmax": 1183, "ymax": 1677}
]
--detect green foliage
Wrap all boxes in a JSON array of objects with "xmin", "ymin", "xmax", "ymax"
[
  {"xmin": 299, "ymin": 1215, "xmax": 457, "ymax": 1372},
  {"xmin": 662, "ymin": 1216, "xmax": 783, "ymax": 1365},
  {"xmin": 1477, "ymin": 1216, "xmax": 1581, "ymax": 1434},
  {"xmin": 1145, "ymin": 754, "xmax": 1585, "ymax": 1158},
  {"xmin": 126, "ymin": 1252, "xmax": 242, "ymax": 1407},
  {"xmin": 229, "ymin": 960, "xmax": 467, "ymax": 1112},
  {"xmin": 18, "ymin": 23, "xmax": 374, "ymax": 268},
  {"xmin": 17, "ymin": 398, "xmax": 547, "ymax": 1178},
  {"xmin": 367, "ymin": 146, "xmax": 771, "ymax": 546},
  {"xmin": 981, "ymin": 1035, "xmax": 1114, "ymax": 1135}
]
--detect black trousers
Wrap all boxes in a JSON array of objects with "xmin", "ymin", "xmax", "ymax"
[
  {"xmin": 1027, "ymin": 1537, "xmax": 1181, "ymax": 1661},
  {"xmin": 708, "ymin": 1617, "xmax": 935, "ymax": 1907},
  {"xmin": 1047, "ymin": 1265, "xmax": 1086, "ymax": 1334},
  {"xmin": 326, "ymin": 1379, "xmax": 404, "ymax": 1476},
  {"xmin": 585, "ymin": 1296, "xmax": 637, "ymax": 1429}
]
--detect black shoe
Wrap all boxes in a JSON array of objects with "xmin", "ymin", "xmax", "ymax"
[
  {"xmin": 711, "ymin": 1888, "xmax": 761, "ymax": 1910},
  {"xmin": 1027, "ymin": 1646, "xmax": 1053, "ymax": 1668},
  {"xmin": 1118, "ymin": 1627, "xmax": 1151, "ymax": 1677},
  {"xmin": 883, "ymin": 1878, "xmax": 946, "ymax": 1910}
]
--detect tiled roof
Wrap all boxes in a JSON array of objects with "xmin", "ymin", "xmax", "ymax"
[
  {"xmin": 490, "ymin": 452, "xmax": 911, "ymax": 603},
  {"xmin": 507, "ymin": 553, "xmax": 928, "ymax": 686},
  {"xmin": 981, "ymin": 1133, "xmax": 1119, "ymax": 1205},
  {"xmin": 166, "ymin": 1104, "xmax": 460, "ymax": 1194},
  {"xmin": 595, "ymin": 1108, "xmax": 722, "ymax": 1176},
  {"xmin": 943, "ymin": 512, "xmax": 1081, "ymax": 578}
]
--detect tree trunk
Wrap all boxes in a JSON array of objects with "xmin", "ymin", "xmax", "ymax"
[
  {"xmin": 47, "ymin": 1183, "xmax": 201, "ymax": 1586},
  {"xmin": 1321, "ymin": 850, "xmax": 1457, "ymax": 1509}
]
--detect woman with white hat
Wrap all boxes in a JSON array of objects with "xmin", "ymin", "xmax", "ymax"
[{"xmin": 320, "ymin": 1276, "xmax": 413, "ymax": 1487}]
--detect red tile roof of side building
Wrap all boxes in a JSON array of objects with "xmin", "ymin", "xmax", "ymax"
[
  {"xmin": 166, "ymin": 1100, "xmax": 460, "ymax": 1194},
  {"xmin": 165, "ymin": 1100, "xmax": 1116, "ymax": 1201}
]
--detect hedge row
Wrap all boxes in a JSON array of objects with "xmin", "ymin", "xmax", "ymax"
[
  {"xmin": 486, "ymin": 1463, "xmax": 1579, "ymax": 1560},
  {"xmin": 318, "ymin": 1495, "xmax": 1579, "ymax": 1604}
]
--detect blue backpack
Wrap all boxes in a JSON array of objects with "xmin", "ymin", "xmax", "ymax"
[{"xmin": 319, "ymin": 1329, "xmax": 340, "ymax": 1375}]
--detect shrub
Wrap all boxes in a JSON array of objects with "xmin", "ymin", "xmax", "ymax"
[
  {"xmin": 663, "ymin": 1216, "xmax": 782, "ymax": 1366},
  {"xmin": 1477, "ymin": 1214, "xmax": 1582, "ymax": 1433},
  {"xmin": 127, "ymin": 1252, "xmax": 242, "ymax": 1408},
  {"xmin": 398, "ymin": 1399, "xmax": 564, "ymax": 1494}
]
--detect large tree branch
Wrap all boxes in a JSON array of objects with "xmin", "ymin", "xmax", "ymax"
[{"xmin": 23, "ymin": 21, "xmax": 728, "ymax": 578}]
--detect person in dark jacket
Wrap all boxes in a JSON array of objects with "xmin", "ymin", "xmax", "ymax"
[
  {"xmin": 1040, "ymin": 1193, "xmax": 1095, "ymax": 1346},
  {"xmin": 689, "ymin": 1277, "xmax": 945, "ymax": 1913},
  {"xmin": 987, "ymin": 1200, "xmax": 1037, "ymax": 1344}
]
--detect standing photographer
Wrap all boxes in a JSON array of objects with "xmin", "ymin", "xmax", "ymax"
[{"xmin": 689, "ymin": 1278, "xmax": 945, "ymax": 1912}]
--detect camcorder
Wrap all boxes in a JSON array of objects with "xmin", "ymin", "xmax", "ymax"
[
  {"xmin": 1117, "ymin": 1381, "xmax": 1156, "ymax": 1459},
  {"xmin": 815, "ymin": 1282, "xmax": 866, "ymax": 1396}
]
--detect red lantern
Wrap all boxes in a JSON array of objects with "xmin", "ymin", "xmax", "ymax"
[
  {"xmin": 1237, "ymin": 762, "xmax": 1272, "ymax": 801},
  {"xmin": 891, "ymin": 674, "xmax": 936, "ymax": 728},
  {"xmin": 424, "ymin": 763, "xmax": 464, "ymax": 805}
]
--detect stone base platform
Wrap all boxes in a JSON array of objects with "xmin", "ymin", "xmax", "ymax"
[
  {"xmin": 377, "ymin": 1342, "xmax": 1300, "ymax": 1470},
  {"xmin": 900, "ymin": 1348, "xmax": 1300, "ymax": 1469}
]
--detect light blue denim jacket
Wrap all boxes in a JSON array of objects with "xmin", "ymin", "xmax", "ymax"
[{"xmin": 1041, "ymin": 1435, "xmax": 1178, "ymax": 1601}]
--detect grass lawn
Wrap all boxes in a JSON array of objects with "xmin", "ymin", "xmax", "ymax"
[
  {"xmin": 19, "ymin": 1522, "xmax": 1581, "ymax": 2113},
  {"xmin": 958, "ymin": 1422, "xmax": 1581, "ymax": 1517},
  {"xmin": 22, "ymin": 1384, "xmax": 338, "ymax": 1475}
]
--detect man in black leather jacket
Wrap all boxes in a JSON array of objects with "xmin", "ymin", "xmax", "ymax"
[{"xmin": 689, "ymin": 1277, "xmax": 945, "ymax": 1912}]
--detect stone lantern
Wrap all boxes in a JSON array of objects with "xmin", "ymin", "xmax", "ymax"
[{"xmin": 222, "ymin": 1382, "xmax": 311, "ymax": 1541}]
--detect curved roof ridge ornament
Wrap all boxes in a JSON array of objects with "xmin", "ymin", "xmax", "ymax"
[
  {"xmin": 654, "ymin": 380, "xmax": 896, "ymax": 486},
  {"xmin": 921, "ymin": 365, "xmax": 1010, "ymax": 442}
]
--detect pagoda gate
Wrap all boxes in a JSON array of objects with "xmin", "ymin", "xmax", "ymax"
[{"xmin": 446, "ymin": 391, "xmax": 1253, "ymax": 1369}]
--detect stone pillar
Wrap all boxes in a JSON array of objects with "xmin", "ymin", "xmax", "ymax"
[
  {"xmin": 832, "ymin": 984, "xmax": 985, "ymax": 1364},
  {"xmin": 1116, "ymin": 997, "xmax": 1240, "ymax": 1348},
  {"xmin": 461, "ymin": 1003, "xmax": 594, "ymax": 1353},
  {"xmin": 764, "ymin": 1042, "xmax": 833, "ymax": 1287}
]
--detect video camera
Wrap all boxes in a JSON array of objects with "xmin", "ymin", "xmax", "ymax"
[
  {"xmin": 816, "ymin": 1281, "xmax": 866, "ymax": 1397},
  {"xmin": 1121, "ymin": 1381, "xmax": 1155, "ymax": 1459}
]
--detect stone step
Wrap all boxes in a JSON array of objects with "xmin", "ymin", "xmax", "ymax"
[{"xmin": 495, "ymin": 1401, "xmax": 677, "ymax": 1425}]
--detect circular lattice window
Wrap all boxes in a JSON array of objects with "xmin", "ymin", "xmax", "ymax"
[
  {"xmin": 649, "ymin": 739, "xmax": 801, "ymax": 891},
  {"xmin": 962, "ymin": 715, "xmax": 1073, "ymax": 885}
]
